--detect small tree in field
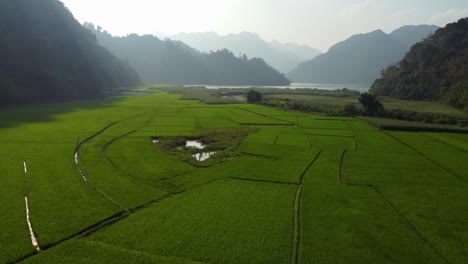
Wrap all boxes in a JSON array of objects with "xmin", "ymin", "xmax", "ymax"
[
  {"xmin": 246, "ymin": 89, "xmax": 263, "ymax": 104},
  {"xmin": 359, "ymin": 93, "xmax": 384, "ymax": 116}
]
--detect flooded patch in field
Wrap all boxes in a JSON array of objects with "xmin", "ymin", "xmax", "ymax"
[
  {"xmin": 186, "ymin": 140, "xmax": 205, "ymax": 149},
  {"xmin": 193, "ymin": 151, "xmax": 216, "ymax": 161}
]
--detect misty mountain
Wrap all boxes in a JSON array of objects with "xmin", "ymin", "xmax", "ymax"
[
  {"xmin": 288, "ymin": 25, "xmax": 439, "ymax": 85},
  {"xmin": 0, "ymin": 0, "xmax": 141, "ymax": 106},
  {"xmin": 86, "ymin": 25, "xmax": 290, "ymax": 86},
  {"xmin": 371, "ymin": 18, "xmax": 468, "ymax": 109},
  {"xmin": 168, "ymin": 31, "xmax": 321, "ymax": 73},
  {"xmin": 389, "ymin": 25, "xmax": 440, "ymax": 50}
]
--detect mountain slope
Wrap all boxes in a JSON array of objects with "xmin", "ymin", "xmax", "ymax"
[
  {"xmin": 371, "ymin": 18, "xmax": 468, "ymax": 110},
  {"xmin": 288, "ymin": 25, "xmax": 438, "ymax": 85},
  {"xmin": 389, "ymin": 25, "xmax": 439, "ymax": 50},
  {"xmin": 169, "ymin": 31, "xmax": 321, "ymax": 73},
  {"xmin": 86, "ymin": 25, "xmax": 290, "ymax": 86},
  {"xmin": 0, "ymin": 0, "xmax": 141, "ymax": 105}
]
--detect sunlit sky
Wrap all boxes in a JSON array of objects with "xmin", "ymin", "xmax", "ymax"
[{"xmin": 61, "ymin": 0, "xmax": 468, "ymax": 52}]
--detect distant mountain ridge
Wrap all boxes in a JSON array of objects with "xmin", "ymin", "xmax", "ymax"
[
  {"xmin": 371, "ymin": 18, "xmax": 468, "ymax": 110},
  {"xmin": 86, "ymin": 25, "xmax": 290, "ymax": 86},
  {"xmin": 0, "ymin": 0, "xmax": 141, "ymax": 105},
  {"xmin": 288, "ymin": 25, "xmax": 439, "ymax": 85},
  {"xmin": 167, "ymin": 31, "xmax": 321, "ymax": 73}
]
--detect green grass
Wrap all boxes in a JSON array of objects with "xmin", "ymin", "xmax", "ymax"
[
  {"xmin": 105, "ymin": 136, "xmax": 195, "ymax": 184},
  {"xmin": 1, "ymin": 88, "xmax": 467, "ymax": 263},
  {"xmin": 300, "ymin": 185, "xmax": 442, "ymax": 263},
  {"xmin": 22, "ymin": 239, "xmax": 204, "ymax": 264},
  {"xmin": 420, "ymin": 132, "xmax": 468, "ymax": 152},
  {"xmin": 344, "ymin": 150, "xmax": 462, "ymax": 186},
  {"xmin": 377, "ymin": 185, "xmax": 468, "ymax": 264},
  {"xmin": 388, "ymin": 131, "xmax": 468, "ymax": 181},
  {"xmin": 0, "ymin": 151, "xmax": 35, "ymax": 263},
  {"xmin": 302, "ymin": 149, "xmax": 343, "ymax": 185},
  {"xmin": 28, "ymin": 179, "xmax": 297, "ymax": 264}
]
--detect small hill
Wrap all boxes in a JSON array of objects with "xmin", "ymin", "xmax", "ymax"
[
  {"xmin": 288, "ymin": 25, "xmax": 438, "ymax": 85},
  {"xmin": 371, "ymin": 18, "xmax": 468, "ymax": 110},
  {"xmin": 86, "ymin": 25, "xmax": 290, "ymax": 86},
  {"xmin": 169, "ymin": 31, "xmax": 321, "ymax": 73},
  {"xmin": 0, "ymin": 0, "xmax": 141, "ymax": 106}
]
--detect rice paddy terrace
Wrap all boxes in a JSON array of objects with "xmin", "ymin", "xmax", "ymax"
[{"xmin": 1, "ymin": 90, "xmax": 467, "ymax": 263}]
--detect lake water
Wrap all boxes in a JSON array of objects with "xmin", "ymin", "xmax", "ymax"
[
  {"xmin": 186, "ymin": 83, "xmax": 370, "ymax": 92},
  {"xmin": 193, "ymin": 151, "xmax": 216, "ymax": 162},
  {"xmin": 186, "ymin": 140, "xmax": 205, "ymax": 149}
]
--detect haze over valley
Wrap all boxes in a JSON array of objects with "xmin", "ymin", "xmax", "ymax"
[{"xmin": 1, "ymin": 1, "xmax": 468, "ymax": 263}]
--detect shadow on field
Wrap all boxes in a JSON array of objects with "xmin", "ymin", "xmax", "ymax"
[{"xmin": 0, "ymin": 97, "xmax": 127, "ymax": 129}]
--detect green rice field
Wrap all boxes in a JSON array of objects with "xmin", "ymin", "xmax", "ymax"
[{"xmin": 0, "ymin": 89, "xmax": 467, "ymax": 263}]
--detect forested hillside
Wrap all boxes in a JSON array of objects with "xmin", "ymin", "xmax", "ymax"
[
  {"xmin": 0, "ymin": 0, "xmax": 141, "ymax": 106},
  {"xmin": 86, "ymin": 25, "xmax": 290, "ymax": 86},
  {"xmin": 371, "ymin": 18, "xmax": 468, "ymax": 110}
]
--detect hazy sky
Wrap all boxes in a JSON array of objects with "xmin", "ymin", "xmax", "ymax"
[{"xmin": 61, "ymin": 0, "xmax": 468, "ymax": 51}]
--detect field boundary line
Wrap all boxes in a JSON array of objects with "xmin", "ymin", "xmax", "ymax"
[
  {"xmin": 306, "ymin": 133, "xmax": 355, "ymax": 139},
  {"xmin": 300, "ymin": 127, "xmax": 351, "ymax": 130},
  {"xmin": 339, "ymin": 150, "xmax": 347, "ymax": 185},
  {"xmin": 73, "ymin": 112, "xmax": 156, "ymax": 213},
  {"xmin": 370, "ymin": 185, "xmax": 449, "ymax": 264},
  {"xmin": 84, "ymin": 240, "xmax": 208, "ymax": 264},
  {"xmin": 298, "ymin": 150, "xmax": 323, "ymax": 183},
  {"xmin": 18, "ymin": 176, "xmax": 227, "ymax": 263},
  {"xmin": 74, "ymin": 122, "xmax": 129, "ymax": 213},
  {"xmin": 274, "ymin": 132, "xmax": 280, "ymax": 144},
  {"xmin": 239, "ymin": 123, "xmax": 295, "ymax": 126},
  {"xmin": 15, "ymin": 211, "xmax": 128, "ymax": 261},
  {"xmin": 15, "ymin": 193, "xmax": 175, "ymax": 263},
  {"xmin": 291, "ymin": 185, "xmax": 303, "ymax": 264},
  {"xmin": 242, "ymin": 152, "xmax": 280, "ymax": 160},
  {"xmin": 345, "ymin": 121, "xmax": 359, "ymax": 150},
  {"xmin": 344, "ymin": 182, "xmax": 450, "ymax": 263},
  {"xmin": 291, "ymin": 150, "xmax": 323, "ymax": 264},
  {"xmin": 234, "ymin": 106, "xmax": 295, "ymax": 125},
  {"xmin": 307, "ymin": 135, "xmax": 313, "ymax": 148},
  {"xmin": 100, "ymin": 129, "xmax": 161, "ymax": 188},
  {"xmin": 419, "ymin": 133, "xmax": 468, "ymax": 154},
  {"xmin": 383, "ymin": 131, "xmax": 467, "ymax": 183},
  {"xmin": 22, "ymin": 161, "xmax": 41, "ymax": 252},
  {"xmin": 224, "ymin": 116, "xmax": 242, "ymax": 125},
  {"xmin": 230, "ymin": 177, "xmax": 299, "ymax": 186}
]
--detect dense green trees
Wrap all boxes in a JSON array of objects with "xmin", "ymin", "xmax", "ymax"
[
  {"xmin": 359, "ymin": 93, "xmax": 384, "ymax": 116},
  {"xmin": 0, "ymin": 0, "xmax": 141, "ymax": 106},
  {"xmin": 371, "ymin": 18, "xmax": 468, "ymax": 111},
  {"xmin": 85, "ymin": 25, "xmax": 290, "ymax": 86},
  {"xmin": 246, "ymin": 90, "xmax": 263, "ymax": 104}
]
